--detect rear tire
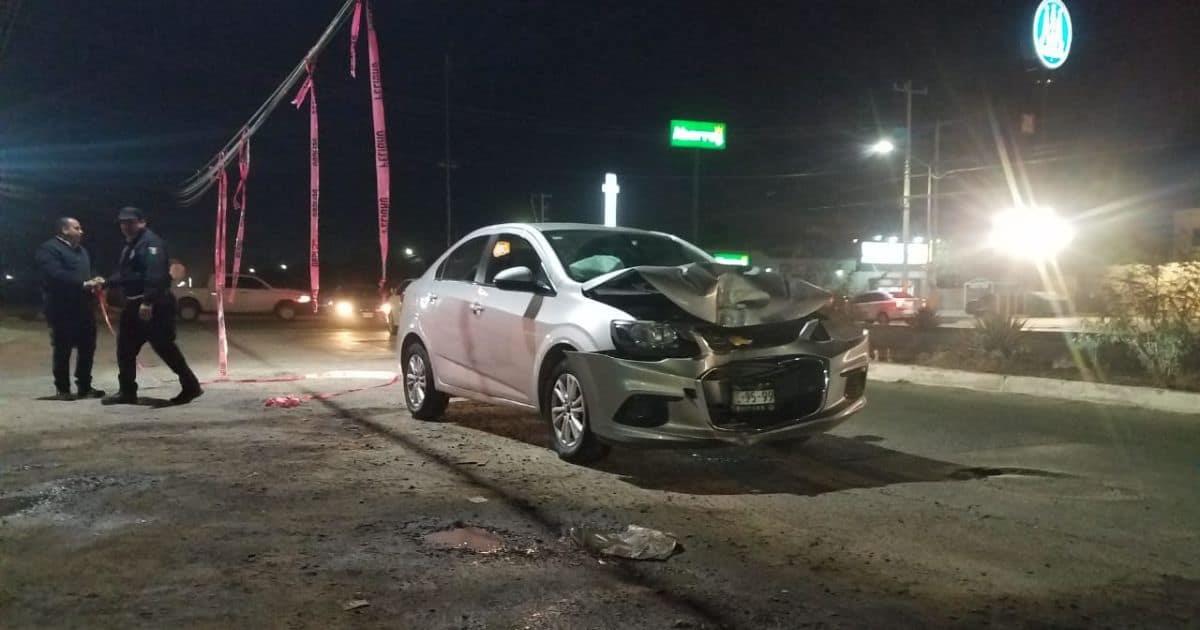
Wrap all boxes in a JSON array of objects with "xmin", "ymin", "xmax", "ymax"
[
  {"xmin": 542, "ymin": 358, "xmax": 609, "ymax": 464},
  {"xmin": 402, "ymin": 341, "xmax": 449, "ymax": 421},
  {"xmin": 178, "ymin": 299, "xmax": 201, "ymax": 322},
  {"xmin": 274, "ymin": 301, "xmax": 298, "ymax": 321}
]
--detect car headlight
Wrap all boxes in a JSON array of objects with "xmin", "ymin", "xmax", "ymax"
[
  {"xmin": 611, "ymin": 320, "xmax": 699, "ymax": 359},
  {"xmin": 297, "ymin": 294, "xmax": 312, "ymax": 304},
  {"xmin": 334, "ymin": 301, "xmax": 355, "ymax": 317},
  {"xmin": 379, "ymin": 302, "xmax": 392, "ymax": 314}
]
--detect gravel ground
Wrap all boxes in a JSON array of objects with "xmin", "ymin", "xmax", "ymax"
[{"xmin": 2, "ymin": 316, "xmax": 1198, "ymax": 628}]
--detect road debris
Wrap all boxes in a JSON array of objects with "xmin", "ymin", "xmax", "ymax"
[
  {"xmin": 264, "ymin": 395, "xmax": 303, "ymax": 408},
  {"xmin": 342, "ymin": 599, "xmax": 370, "ymax": 611},
  {"xmin": 467, "ymin": 496, "xmax": 489, "ymax": 504},
  {"xmin": 423, "ymin": 526, "xmax": 505, "ymax": 553},
  {"xmin": 569, "ymin": 524, "xmax": 679, "ymax": 560}
]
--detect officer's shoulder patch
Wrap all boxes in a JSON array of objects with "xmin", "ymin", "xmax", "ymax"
[{"xmin": 148, "ymin": 246, "xmax": 158, "ymax": 255}]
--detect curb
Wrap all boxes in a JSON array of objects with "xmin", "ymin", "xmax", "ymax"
[{"xmin": 868, "ymin": 362, "xmax": 1200, "ymax": 416}]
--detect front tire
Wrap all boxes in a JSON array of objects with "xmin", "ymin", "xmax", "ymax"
[
  {"xmin": 875, "ymin": 311, "xmax": 890, "ymax": 326},
  {"xmin": 402, "ymin": 341, "xmax": 449, "ymax": 420},
  {"xmin": 178, "ymin": 299, "xmax": 201, "ymax": 322},
  {"xmin": 542, "ymin": 359, "xmax": 609, "ymax": 464},
  {"xmin": 274, "ymin": 301, "xmax": 298, "ymax": 321}
]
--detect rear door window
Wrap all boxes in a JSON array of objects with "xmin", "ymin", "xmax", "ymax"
[{"xmin": 436, "ymin": 236, "xmax": 489, "ymax": 283}]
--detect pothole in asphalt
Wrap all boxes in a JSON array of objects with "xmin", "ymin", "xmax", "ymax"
[
  {"xmin": 0, "ymin": 495, "xmax": 44, "ymax": 517},
  {"xmin": 422, "ymin": 526, "xmax": 505, "ymax": 553},
  {"xmin": 0, "ymin": 474, "xmax": 158, "ymax": 522},
  {"xmin": 949, "ymin": 466, "xmax": 1069, "ymax": 480}
]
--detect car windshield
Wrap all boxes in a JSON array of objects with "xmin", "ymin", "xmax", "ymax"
[{"xmin": 543, "ymin": 229, "xmax": 711, "ymax": 282}]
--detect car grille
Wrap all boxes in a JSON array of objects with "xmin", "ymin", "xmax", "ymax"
[{"xmin": 701, "ymin": 356, "xmax": 827, "ymax": 432}]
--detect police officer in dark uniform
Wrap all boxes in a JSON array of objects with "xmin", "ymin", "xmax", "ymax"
[
  {"xmin": 34, "ymin": 217, "xmax": 106, "ymax": 400},
  {"xmin": 102, "ymin": 207, "xmax": 203, "ymax": 406}
]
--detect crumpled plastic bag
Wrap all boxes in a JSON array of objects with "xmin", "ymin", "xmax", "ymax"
[
  {"xmin": 264, "ymin": 395, "xmax": 303, "ymax": 408},
  {"xmin": 569, "ymin": 524, "xmax": 679, "ymax": 560}
]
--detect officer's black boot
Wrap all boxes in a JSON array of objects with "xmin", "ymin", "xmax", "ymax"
[{"xmin": 101, "ymin": 390, "xmax": 138, "ymax": 405}]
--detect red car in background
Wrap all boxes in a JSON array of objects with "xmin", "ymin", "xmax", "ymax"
[{"xmin": 850, "ymin": 290, "xmax": 924, "ymax": 325}]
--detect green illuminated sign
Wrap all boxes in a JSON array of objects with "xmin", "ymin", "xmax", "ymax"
[
  {"xmin": 670, "ymin": 119, "xmax": 727, "ymax": 150},
  {"xmin": 711, "ymin": 251, "xmax": 750, "ymax": 266}
]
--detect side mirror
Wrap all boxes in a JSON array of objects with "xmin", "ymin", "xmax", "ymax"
[{"xmin": 494, "ymin": 266, "xmax": 548, "ymax": 293}]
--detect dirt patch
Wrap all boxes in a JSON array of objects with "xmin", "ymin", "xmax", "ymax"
[{"xmin": 422, "ymin": 526, "xmax": 505, "ymax": 553}]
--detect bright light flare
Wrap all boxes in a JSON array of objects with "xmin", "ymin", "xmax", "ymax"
[
  {"xmin": 297, "ymin": 295, "xmax": 312, "ymax": 304},
  {"xmin": 379, "ymin": 302, "xmax": 392, "ymax": 315},
  {"xmin": 334, "ymin": 301, "xmax": 355, "ymax": 318},
  {"xmin": 987, "ymin": 206, "xmax": 1075, "ymax": 261},
  {"xmin": 868, "ymin": 139, "xmax": 895, "ymax": 155}
]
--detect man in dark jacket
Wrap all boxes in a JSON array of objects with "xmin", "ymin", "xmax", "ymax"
[
  {"xmin": 102, "ymin": 207, "xmax": 203, "ymax": 406},
  {"xmin": 34, "ymin": 217, "xmax": 107, "ymax": 400}
]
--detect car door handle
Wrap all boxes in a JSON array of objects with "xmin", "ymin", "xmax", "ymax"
[
  {"xmin": 427, "ymin": 293, "xmax": 439, "ymax": 303},
  {"xmin": 470, "ymin": 302, "xmax": 484, "ymax": 315}
]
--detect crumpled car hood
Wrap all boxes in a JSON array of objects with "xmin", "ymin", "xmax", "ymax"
[{"xmin": 582, "ymin": 263, "xmax": 831, "ymax": 327}]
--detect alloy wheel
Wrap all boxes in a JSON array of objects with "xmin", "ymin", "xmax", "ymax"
[{"xmin": 551, "ymin": 373, "xmax": 586, "ymax": 450}]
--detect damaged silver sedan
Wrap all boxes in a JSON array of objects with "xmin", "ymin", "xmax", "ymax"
[{"xmin": 396, "ymin": 223, "xmax": 869, "ymax": 463}]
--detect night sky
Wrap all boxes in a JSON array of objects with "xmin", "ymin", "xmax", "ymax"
[{"xmin": 2, "ymin": 0, "xmax": 1198, "ymax": 286}]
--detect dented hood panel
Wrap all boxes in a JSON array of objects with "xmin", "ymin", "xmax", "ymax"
[{"xmin": 583, "ymin": 263, "xmax": 831, "ymax": 327}]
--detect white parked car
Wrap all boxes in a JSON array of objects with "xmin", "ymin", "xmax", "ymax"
[
  {"xmin": 396, "ymin": 224, "xmax": 869, "ymax": 463},
  {"xmin": 173, "ymin": 274, "xmax": 311, "ymax": 321},
  {"xmin": 384, "ymin": 279, "xmax": 415, "ymax": 335}
]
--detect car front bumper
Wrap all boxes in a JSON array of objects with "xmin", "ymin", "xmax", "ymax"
[{"xmin": 566, "ymin": 333, "xmax": 870, "ymax": 448}]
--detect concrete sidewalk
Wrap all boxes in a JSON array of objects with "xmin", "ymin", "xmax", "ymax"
[{"xmin": 869, "ymin": 361, "xmax": 1200, "ymax": 416}]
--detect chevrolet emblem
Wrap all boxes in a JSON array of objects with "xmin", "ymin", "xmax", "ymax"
[{"xmin": 730, "ymin": 336, "xmax": 753, "ymax": 347}]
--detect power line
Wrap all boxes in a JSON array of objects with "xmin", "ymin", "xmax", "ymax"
[{"xmin": 178, "ymin": 0, "xmax": 358, "ymax": 205}]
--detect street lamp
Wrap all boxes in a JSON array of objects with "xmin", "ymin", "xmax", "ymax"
[
  {"xmin": 987, "ymin": 206, "xmax": 1075, "ymax": 261},
  {"xmin": 403, "ymin": 247, "xmax": 415, "ymax": 258},
  {"xmin": 279, "ymin": 263, "xmax": 288, "ymax": 271},
  {"xmin": 868, "ymin": 139, "xmax": 896, "ymax": 155},
  {"xmin": 870, "ymin": 142, "xmax": 939, "ymax": 296}
]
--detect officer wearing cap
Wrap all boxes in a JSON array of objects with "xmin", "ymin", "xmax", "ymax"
[{"xmin": 102, "ymin": 207, "xmax": 203, "ymax": 406}]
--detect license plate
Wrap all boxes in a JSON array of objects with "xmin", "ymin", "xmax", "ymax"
[{"xmin": 732, "ymin": 388, "xmax": 775, "ymax": 409}]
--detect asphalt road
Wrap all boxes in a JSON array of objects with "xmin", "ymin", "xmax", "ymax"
[{"xmin": 1, "ymin": 316, "xmax": 1198, "ymax": 628}]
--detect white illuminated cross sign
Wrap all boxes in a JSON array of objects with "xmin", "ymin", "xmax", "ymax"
[{"xmin": 602, "ymin": 173, "xmax": 620, "ymax": 227}]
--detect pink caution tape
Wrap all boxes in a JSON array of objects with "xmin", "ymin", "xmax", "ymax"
[
  {"xmin": 365, "ymin": 3, "xmax": 391, "ymax": 291},
  {"xmin": 349, "ymin": 0, "xmax": 363, "ymax": 78},
  {"xmin": 229, "ymin": 135, "xmax": 251, "ymax": 301},
  {"xmin": 262, "ymin": 373, "xmax": 400, "ymax": 407},
  {"xmin": 292, "ymin": 64, "xmax": 321, "ymax": 312},
  {"xmin": 265, "ymin": 395, "xmax": 303, "ymax": 408},
  {"xmin": 214, "ymin": 155, "xmax": 230, "ymax": 378}
]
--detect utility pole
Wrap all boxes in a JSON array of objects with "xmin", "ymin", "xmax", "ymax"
[
  {"xmin": 928, "ymin": 119, "xmax": 943, "ymax": 301},
  {"xmin": 441, "ymin": 52, "xmax": 455, "ymax": 247},
  {"xmin": 530, "ymin": 193, "xmax": 551, "ymax": 223},
  {"xmin": 894, "ymin": 80, "xmax": 927, "ymax": 293},
  {"xmin": 691, "ymin": 150, "xmax": 700, "ymax": 243}
]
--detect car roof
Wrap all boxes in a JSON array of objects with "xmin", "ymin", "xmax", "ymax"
[{"xmin": 477, "ymin": 222, "xmax": 669, "ymax": 237}]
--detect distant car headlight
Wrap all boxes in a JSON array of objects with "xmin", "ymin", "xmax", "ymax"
[
  {"xmin": 334, "ymin": 301, "xmax": 355, "ymax": 317},
  {"xmin": 297, "ymin": 294, "xmax": 312, "ymax": 304},
  {"xmin": 379, "ymin": 302, "xmax": 392, "ymax": 314},
  {"xmin": 611, "ymin": 320, "xmax": 699, "ymax": 359}
]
